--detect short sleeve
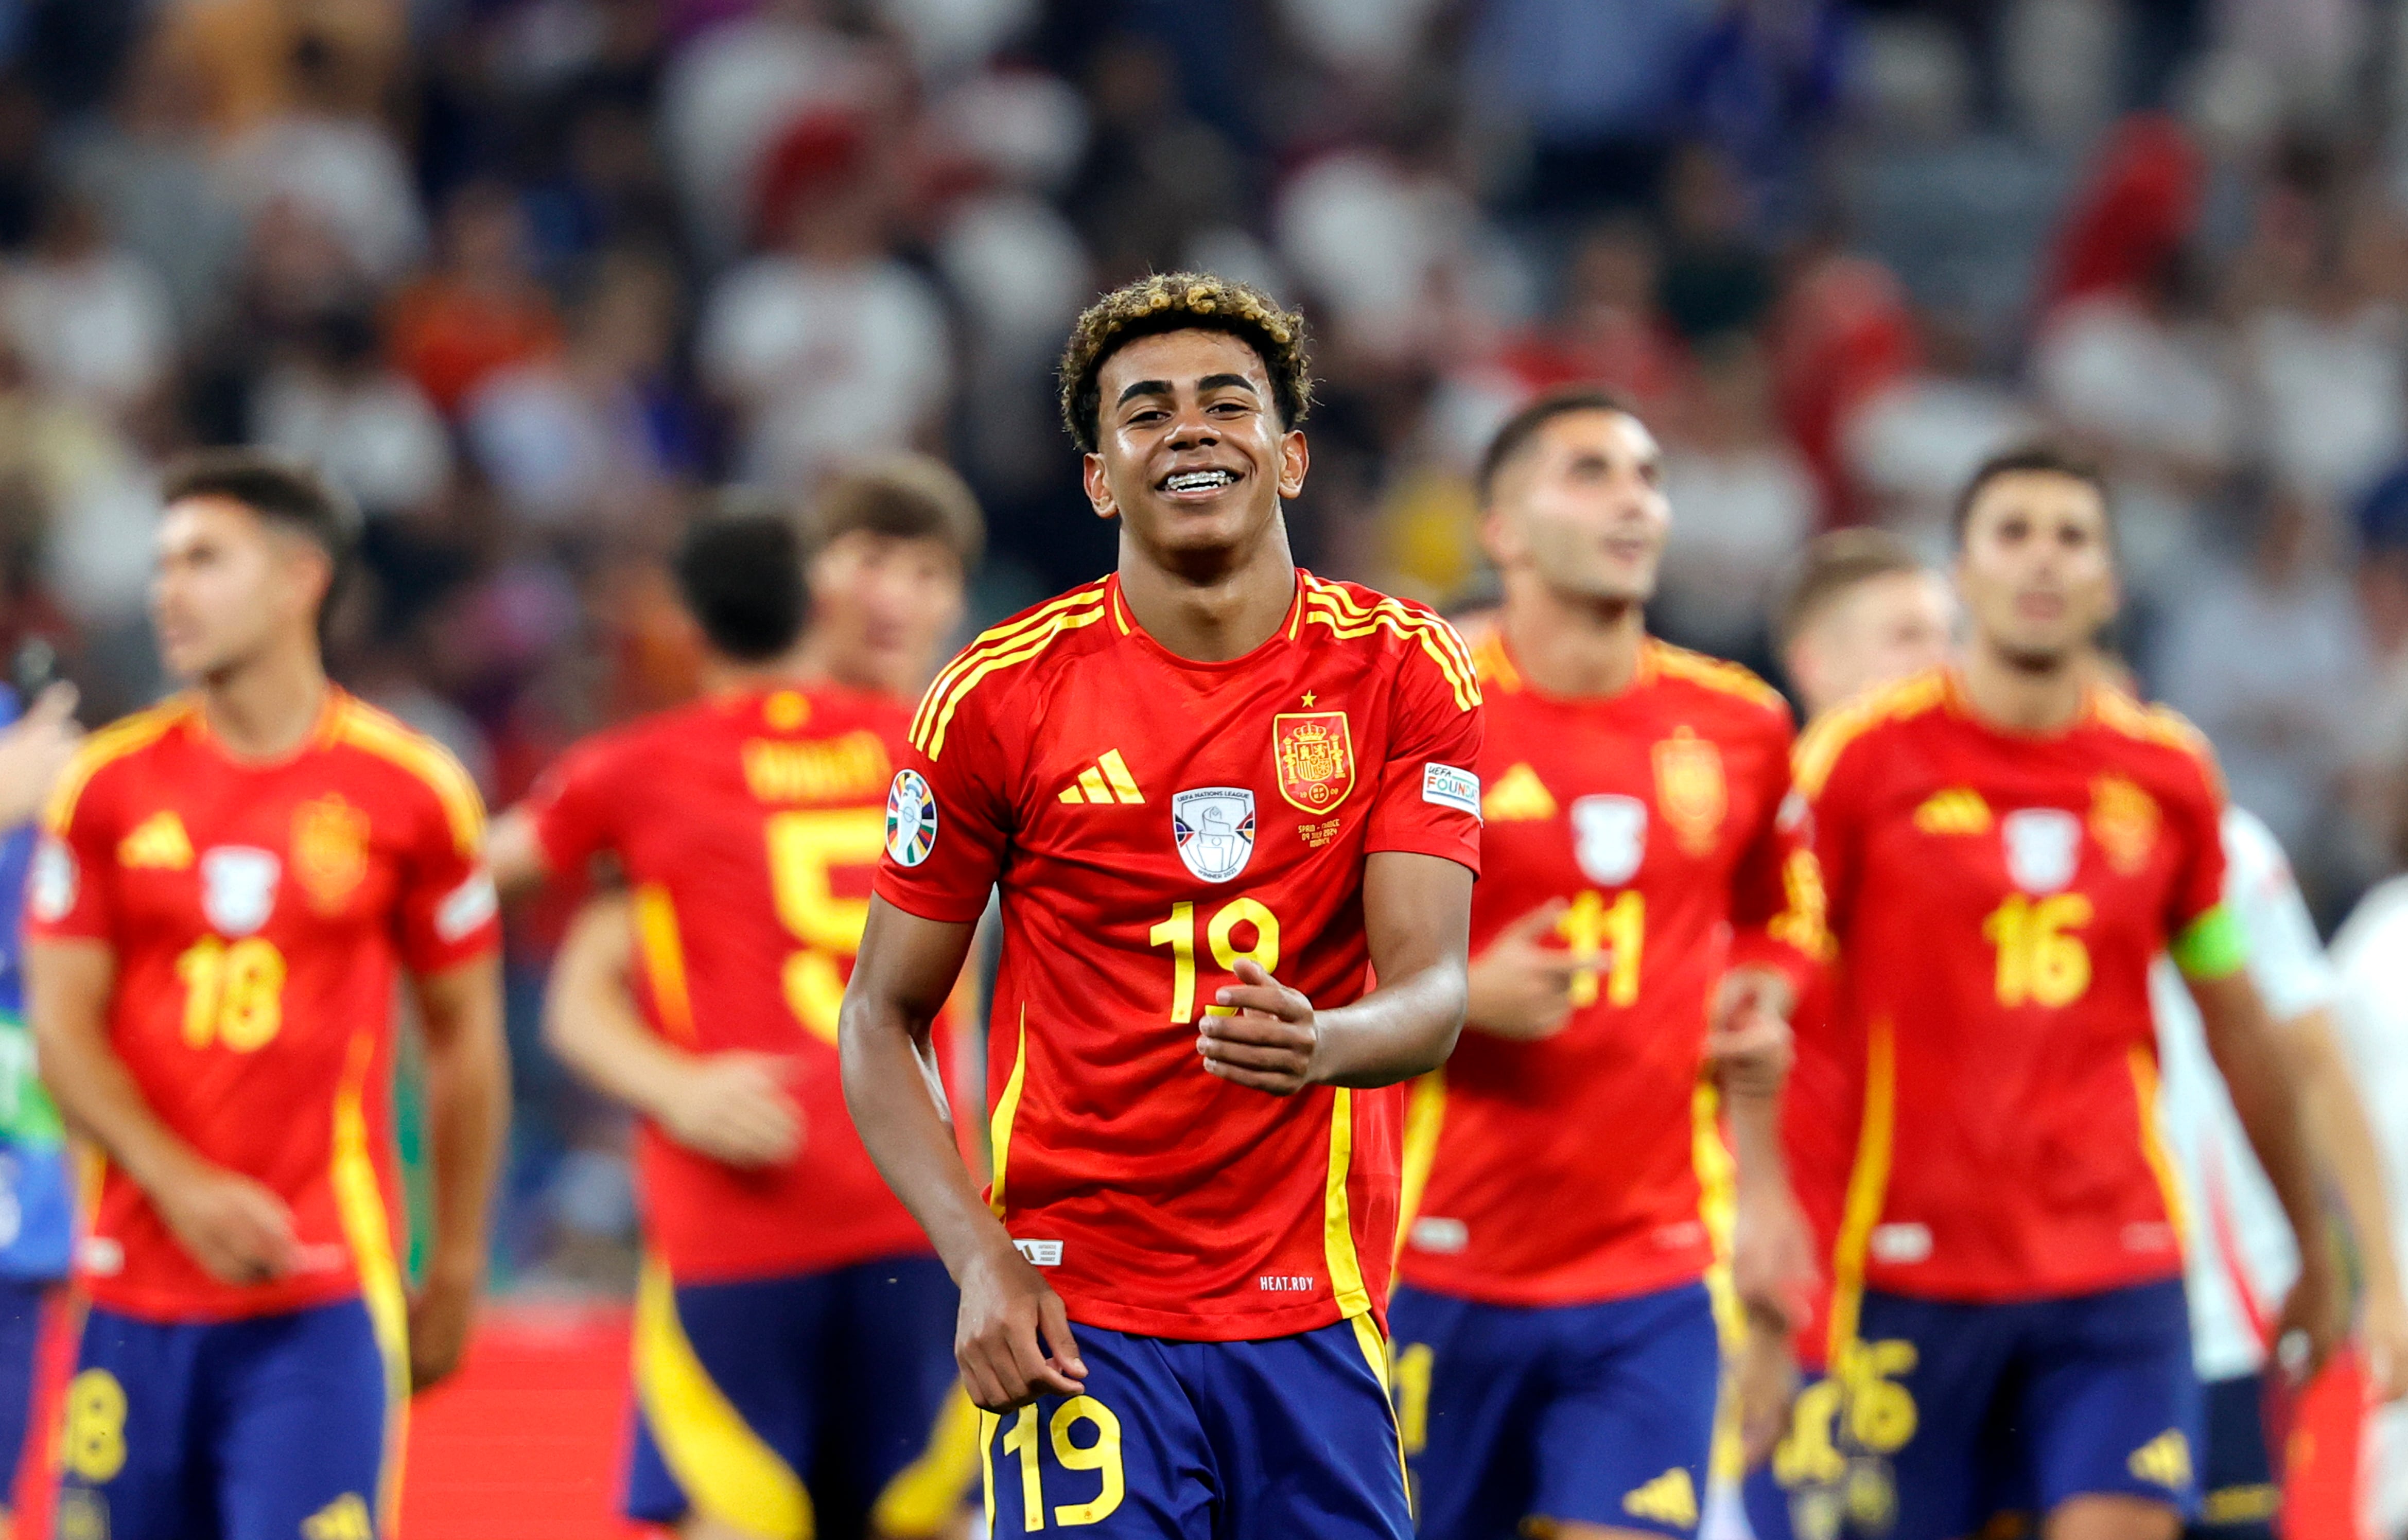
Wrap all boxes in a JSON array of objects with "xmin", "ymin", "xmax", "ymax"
[
  {"xmin": 396, "ymin": 771, "xmax": 500, "ymax": 975},
  {"xmin": 2224, "ymin": 809, "xmax": 2336, "ymax": 1021},
  {"xmin": 24, "ymin": 763, "xmax": 116, "ymax": 943},
  {"xmin": 519, "ymin": 734, "xmax": 623, "ymax": 880},
  {"xmin": 872, "ymin": 685, "xmax": 1014, "ymax": 924},
  {"xmin": 1361, "ymin": 638, "xmax": 1483, "ymax": 875}
]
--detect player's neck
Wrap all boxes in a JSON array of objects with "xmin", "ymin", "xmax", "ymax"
[
  {"xmin": 1115, "ymin": 525, "xmax": 1298, "ymax": 663},
  {"xmin": 1958, "ymin": 639, "xmax": 2089, "ymax": 734},
  {"xmin": 1499, "ymin": 585, "xmax": 1646, "ymax": 699},
  {"xmin": 197, "ymin": 645, "xmax": 330, "ymax": 761},
  {"xmin": 703, "ymin": 642, "xmax": 825, "ymax": 697}
]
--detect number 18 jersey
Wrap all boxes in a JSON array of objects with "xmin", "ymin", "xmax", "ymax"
[{"xmin": 873, "ymin": 572, "xmax": 1484, "ymax": 1342}]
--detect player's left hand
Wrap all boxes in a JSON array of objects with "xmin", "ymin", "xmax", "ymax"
[
  {"xmin": 1707, "ymin": 968, "xmax": 1794, "ymax": 1099},
  {"xmin": 1199, "ymin": 959, "xmax": 1320, "ymax": 1095},
  {"xmin": 2275, "ymin": 1235, "xmax": 2349, "ymax": 1387},
  {"xmin": 407, "ymin": 1268, "xmax": 479, "ymax": 1393}
]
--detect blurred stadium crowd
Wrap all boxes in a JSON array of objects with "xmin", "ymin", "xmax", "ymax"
[{"xmin": 0, "ymin": 0, "xmax": 2399, "ymax": 1282}]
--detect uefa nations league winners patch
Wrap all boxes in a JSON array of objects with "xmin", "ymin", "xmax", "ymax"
[{"xmin": 885, "ymin": 769, "xmax": 938, "ymax": 867}]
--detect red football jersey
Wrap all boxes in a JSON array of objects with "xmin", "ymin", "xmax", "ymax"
[
  {"xmin": 523, "ymin": 682, "xmax": 964, "ymax": 1283},
  {"xmin": 873, "ymin": 572, "xmax": 1483, "ymax": 1341},
  {"xmin": 1399, "ymin": 632, "xmax": 1820, "ymax": 1307},
  {"xmin": 28, "ymin": 691, "xmax": 498, "ymax": 1322},
  {"xmin": 1798, "ymin": 669, "xmax": 2227, "ymax": 1309}
]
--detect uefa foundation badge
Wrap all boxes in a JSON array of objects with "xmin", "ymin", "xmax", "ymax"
[{"xmin": 885, "ymin": 769, "xmax": 939, "ymax": 867}]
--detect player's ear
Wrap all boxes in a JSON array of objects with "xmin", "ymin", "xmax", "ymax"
[
  {"xmin": 1276, "ymin": 429, "xmax": 1307, "ymax": 501},
  {"xmin": 1478, "ymin": 505, "xmax": 1521, "ymax": 571},
  {"xmin": 1081, "ymin": 451, "xmax": 1120, "ymax": 522}
]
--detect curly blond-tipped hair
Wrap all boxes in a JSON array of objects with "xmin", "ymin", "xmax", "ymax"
[{"xmin": 1057, "ymin": 272, "xmax": 1312, "ymax": 452}]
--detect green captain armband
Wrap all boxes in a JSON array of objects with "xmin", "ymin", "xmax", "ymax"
[{"xmin": 2171, "ymin": 904, "xmax": 2249, "ymax": 982}]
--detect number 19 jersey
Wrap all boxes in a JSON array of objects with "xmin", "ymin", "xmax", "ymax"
[{"xmin": 873, "ymin": 572, "xmax": 1484, "ymax": 1342}]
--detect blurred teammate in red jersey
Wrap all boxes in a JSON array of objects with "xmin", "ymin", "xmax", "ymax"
[
  {"xmin": 1787, "ymin": 447, "xmax": 2343, "ymax": 1540},
  {"xmin": 842, "ymin": 273, "xmax": 1481, "ymax": 1538},
  {"xmin": 1747, "ymin": 530, "xmax": 1957, "ymax": 1540},
  {"xmin": 1389, "ymin": 389, "xmax": 1821, "ymax": 1540},
  {"xmin": 486, "ymin": 461, "xmax": 982, "ymax": 1540},
  {"xmin": 25, "ymin": 450, "xmax": 509, "ymax": 1539}
]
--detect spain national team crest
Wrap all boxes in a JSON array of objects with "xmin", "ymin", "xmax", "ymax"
[
  {"xmin": 2089, "ymin": 775, "xmax": 2160, "ymax": 876},
  {"xmin": 1272, "ymin": 711, "xmax": 1355, "ymax": 813},
  {"xmin": 292, "ymin": 795, "xmax": 371, "ymax": 914},
  {"xmin": 2002, "ymin": 808, "xmax": 2083, "ymax": 895},
  {"xmin": 1651, "ymin": 727, "xmax": 1726, "ymax": 855},
  {"xmin": 199, "ymin": 847, "xmax": 281, "ymax": 936},
  {"xmin": 1173, "ymin": 788, "xmax": 1255, "ymax": 883}
]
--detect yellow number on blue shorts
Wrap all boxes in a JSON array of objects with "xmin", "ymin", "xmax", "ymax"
[
  {"xmin": 62, "ymin": 1369, "xmax": 126, "ymax": 1483},
  {"xmin": 994, "ymin": 1395, "xmax": 1129, "ymax": 1530}
]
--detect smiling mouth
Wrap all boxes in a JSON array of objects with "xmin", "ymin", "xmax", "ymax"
[{"xmin": 1160, "ymin": 469, "xmax": 1239, "ymax": 495}]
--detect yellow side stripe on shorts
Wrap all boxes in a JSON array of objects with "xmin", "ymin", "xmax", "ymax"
[
  {"xmin": 871, "ymin": 1389, "xmax": 981, "ymax": 1537},
  {"xmin": 633, "ymin": 1258, "xmax": 814, "ymax": 1538}
]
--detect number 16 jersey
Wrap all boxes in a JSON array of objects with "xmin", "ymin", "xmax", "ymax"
[{"xmin": 873, "ymin": 572, "xmax": 1484, "ymax": 1342}]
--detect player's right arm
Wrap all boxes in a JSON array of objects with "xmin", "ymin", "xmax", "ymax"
[
  {"xmin": 483, "ymin": 805, "xmax": 549, "ymax": 897},
  {"xmin": 544, "ymin": 892, "xmax": 800, "ymax": 1167},
  {"xmin": 28, "ymin": 936, "xmax": 299, "ymax": 1284},
  {"xmin": 842, "ymin": 896, "xmax": 1087, "ymax": 1413}
]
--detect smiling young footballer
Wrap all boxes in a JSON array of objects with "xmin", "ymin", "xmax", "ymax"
[
  {"xmin": 24, "ymin": 450, "xmax": 508, "ymax": 1540},
  {"xmin": 840, "ymin": 273, "xmax": 1482, "ymax": 1539},
  {"xmin": 1390, "ymin": 389, "xmax": 1821, "ymax": 1540},
  {"xmin": 1790, "ymin": 448, "xmax": 2342, "ymax": 1540}
]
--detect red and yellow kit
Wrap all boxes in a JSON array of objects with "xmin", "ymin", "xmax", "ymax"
[
  {"xmin": 27, "ymin": 691, "xmax": 498, "ymax": 1322},
  {"xmin": 1400, "ymin": 633, "xmax": 1820, "ymax": 1309},
  {"xmin": 874, "ymin": 572, "xmax": 1484, "ymax": 1341},
  {"xmin": 1798, "ymin": 669, "xmax": 2229, "ymax": 1310},
  {"xmin": 523, "ymin": 682, "xmax": 963, "ymax": 1284}
]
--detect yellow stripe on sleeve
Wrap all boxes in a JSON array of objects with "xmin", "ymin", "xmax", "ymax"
[
  {"xmin": 332, "ymin": 701, "xmax": 486, "ymax": 854},
  {"xmin": 43, "ymin": 698, "xmax": 191, "ymax": 835}
]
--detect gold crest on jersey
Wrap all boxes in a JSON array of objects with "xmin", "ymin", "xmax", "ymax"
[
  {"xmin": 1652, "ymin": 726, "xmax": 1725, "ymax": 855},
  {"xmin": 2089, "ymin": 775, "xmax": 2159, "ymax": 876},
  {"xmin": 1273, "ymin": 711, "xmax": 1354, "ymax": 813},
  {"xmin": 292, "ymin": 795, "xmax": 371, "ymax": 913}
]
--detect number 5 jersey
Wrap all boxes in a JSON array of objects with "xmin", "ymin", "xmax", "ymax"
[
  {"xmin": 524, "ymin": 679, "xmax": 972, "ymax": 1285},
  {"xmin": 872, "ymin": 573, "xmax": 1484, "ymax": 1342},
  {"xmin": 27, "ymin": 691, "xmax": 500, "ymax": 1322}
]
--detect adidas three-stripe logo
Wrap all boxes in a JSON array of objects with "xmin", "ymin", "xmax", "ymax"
[{"xmin": 1059, "ymin": 750, "xmax": 1144, "ymax": 806}]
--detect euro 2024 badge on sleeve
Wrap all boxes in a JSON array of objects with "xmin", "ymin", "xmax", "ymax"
[
  {"xmin": 2002, "ymin": 807, "xmax": 2082, "ymax": 895},
  {"xmin": 885, "ymin": 768, "xmax": 938, "ymax": 867},
  {"xmin": 200, "ymin": 847, "xmax": 281, "ymax": 936},
  {"xmin": 1174, "ymin": 789, "xmax": 1255, "ymax": 883}
]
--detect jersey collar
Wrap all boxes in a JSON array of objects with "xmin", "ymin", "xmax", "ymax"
[{"xmin": 1104, "ymin": 569, "xmax": 1307, "ymax": 672}]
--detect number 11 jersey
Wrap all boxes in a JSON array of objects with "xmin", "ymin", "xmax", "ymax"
[{"xmin": 874, "ymin": 572, "xmax": 1484, "ymax": 1342}]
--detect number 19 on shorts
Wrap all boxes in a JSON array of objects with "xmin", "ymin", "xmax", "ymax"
[{"xmin": 989, "ymin": 1397, "xmax": 1125, "ymax": 1530}]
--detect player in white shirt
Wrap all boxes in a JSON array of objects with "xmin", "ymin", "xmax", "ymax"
[
  {"xmin": 2157, "ymin": 806, "xmax": 2408, "ymax": 1539},
  {"xmin": 2331, "ymin": 865, "xmax": 2408, "ymax": 1538}
]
